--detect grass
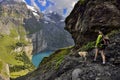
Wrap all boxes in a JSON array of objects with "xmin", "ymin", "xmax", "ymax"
[
  {"xmin": 54, "ymin": 48, "xmax": 71, "ymax": 69},
  {"xmin": 79, "ymin": 29, "xmax": 120, "ymax": 52},
  {"xmin": 79, "ymin": 0, "xmax": 85, "ymax": 4},
  {"xmin": 107, "ymin": 29, "xmax": 120, "ymax": 37},
  {"xmin": 0, "ymin": 28, "xmax": 35, "ymax": 78},
  {"xmin": 40, "ymin": 46, "xmax": 73, "ymax": 71},
  {"xmin": 79, "ymin": 41, "xmax": 95, "ymax": 51},
  {"xmin": 9, "ymin": 52, "xmax": 35, "ymax": 79},
  {"xmin": 10, "ymin": 69, "xmax": 29, "ymax": 79},
  {"xmin": 0, "ymin": 6, "xmax": 35, "ymax": 79},
  {"xmin": 0, "ymin": 34, "xmax": 20, "ymax": 65}
]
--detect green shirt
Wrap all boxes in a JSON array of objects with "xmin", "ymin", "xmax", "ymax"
[{"xmin": 95, "ymin": 34, "xmax": 102, "ymax": 47}]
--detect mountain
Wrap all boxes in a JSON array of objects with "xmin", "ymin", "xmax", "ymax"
[
  {"xmin": 30, "ymin": 11, "xmax": 74, "ymax": 54},
  {"xmin": 0, "ymin": 0, "xmax": 74, "ymax": 79},
  {"xmin": 0, "ymin": 0, "xmax": 36, "ymax": 80},
  {"xmin": 16, "ymin": 0, "xmax": 120, "ymax": 80},
  {"xmin": 0, "ymin": 0, "xmax": 74, "ymax": 53}
]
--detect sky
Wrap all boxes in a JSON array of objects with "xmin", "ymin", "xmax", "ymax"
[{"xmin": 24, "ymin": 0, "xmax": 78, "ymax": 16}]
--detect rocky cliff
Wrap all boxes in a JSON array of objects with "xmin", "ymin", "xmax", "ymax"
[
  {"xmin": 65, "ymin": 0, "xmax": 120, "ymax": 49},
  {"xmin": 16, "ymin": 0, "xmax": 120, "ymax": 80},
  {"xmin": 0, "ymin": 0, "xmax": 34, "ymax": 80},
  {"xmin": 29, "ymin": 12, "xmax": 74, "ymax": 54}
]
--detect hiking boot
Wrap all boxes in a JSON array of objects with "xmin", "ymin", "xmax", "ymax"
[
  {"xmin": 92, "ymin": 59, "xmax": 97, "ymax": 63},
  {"xmin": 101, "ymin": 62, "xmax": 106, "ymax": 66}
]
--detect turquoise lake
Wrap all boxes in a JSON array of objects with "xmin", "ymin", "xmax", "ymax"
[{"xmin": 32, "ymin": 51, "xmax": 54, "ymax": 67}]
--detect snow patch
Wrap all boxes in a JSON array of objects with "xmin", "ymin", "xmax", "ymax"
[
  {"xmin": 60, "ymin": 19, "xmax": 64, "ymax": 22},
  {"xmin": 44, "ymin": 21, "xmax": 49, "ymax": 24},
  {"xmin": 26, "ymin": 5, "xmax": 40, "ymax": 17},
  {"xmin": 43, "ymin": 15, "xmax": 56, "ymax": 23},
  {"xmin": 33, "ymin": 12, "xmax": 39, "ymax": 16},
  {"xmin": 13, "ymin": 0, "xmax": 25, "ymax": 2},
  {"xmin": 44, "ymin": 15, "xmax": 52, "ymax": 21},
  {"xmin": 22, "ymin": 0, "xmax": 26, "ymax": 3},
  {"xmin": 27, "ymin": 5, "xmax": 37, "ymax": 12}
]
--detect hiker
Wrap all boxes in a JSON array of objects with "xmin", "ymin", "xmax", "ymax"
[{"xmin": 94, "ymin": 30, "xmax": 109, "ymax": 64}]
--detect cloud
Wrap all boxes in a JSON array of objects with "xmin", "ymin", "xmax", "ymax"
[
  {"xmin": 13, "ymin": 0, "xmax": 25, "ymax": 2},
  {"xmin": 46, "ymin": 0, "xmax": 78, "ymax": 15},
  {"xmin": 30, "ymin": 0, "xmax": 40, "ymax": 11},
  {"xmin": 38, "ymin": 0, "xmax": 47, "ymax": 6},
  {"xmin": 29, "ymin": 0, "xmax": 78, "ymax": 16}
]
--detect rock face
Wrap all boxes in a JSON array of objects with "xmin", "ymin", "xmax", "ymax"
[
  {"xmin": 65, "ymin": 0, "xmax": 120, "ymax": 49},
  {"xmin": 29, "ymin": 12, "xmax": 74, "ymax": 54}
]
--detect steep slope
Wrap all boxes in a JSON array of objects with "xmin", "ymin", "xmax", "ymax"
[
  {"xmin": 0, "ymin": 0, "xmax": 36, "ymax": 58},
  {"xmin": 0, "ymin": 0, "xmax": 36, "ymax": 79},
  {"xmin": 16, "ymin": 0, "xmax": 120, "ymax": 80}
]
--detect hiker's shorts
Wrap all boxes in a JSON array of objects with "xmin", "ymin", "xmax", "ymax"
[{"xmin": 99, "ymin": 45, "xmax": 107, "ymax": 50}]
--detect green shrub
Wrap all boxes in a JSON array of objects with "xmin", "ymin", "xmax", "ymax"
[
  {"xmin": 80, "ymin": 41, "xmax": 95, "ymax": 51},
  {"xmin": 0, "ymin": 28, "xmax": 34, "ymax": 78},
  {"xmin": 107, "ymin": 29, "xmax": 120, "ymax": 37},
  {"xmin": 79, "ymin": 0, "xmax": 85, "ymax": 4},
  {"xmin": 40, "ymin": 47, "xmax": 73, "ymax": 71},
  {"xmin": 9, "ymin": 29, "xmax": 19, "ymax": 38},
  {"xmin": 10, "ymin": 52, "xmax": 35, "ymax": 73},
  {"xmin": 0, "ymin": 33, "xmax": 19, "ymax": 64},
  {"xmin": 0, "ymin": 61, "xmax": 3, "ymax": 73}
]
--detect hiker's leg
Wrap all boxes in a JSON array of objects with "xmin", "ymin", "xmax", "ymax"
[
  {"xmin": 101, "ymin": 50, "xmax": 106, "ymax": 64},
  {"xmin": 84, "ymin": 57, "xmax": 87, "ymax": 62},
  {"xmin": 94, "ymin": 48, "xmax": 99, "ymax": 61}
]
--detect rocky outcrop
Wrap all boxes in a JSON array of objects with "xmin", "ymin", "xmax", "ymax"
[
  {"xmin": 65, "ymin": 0, "xmax": 120, "ymax": 49},
  {"xmin": 0, "ymin": 0, "xmax": 32, "ymax": 34}
]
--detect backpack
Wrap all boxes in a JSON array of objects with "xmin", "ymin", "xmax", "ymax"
[{"xmin": 101, "ymin": 36, "xmax": 110, "ymax": 46}]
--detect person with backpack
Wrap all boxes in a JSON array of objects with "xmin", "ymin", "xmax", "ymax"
[{"xmin": 93, "ymin": 30, "xmax": 110, "ymax": 64}]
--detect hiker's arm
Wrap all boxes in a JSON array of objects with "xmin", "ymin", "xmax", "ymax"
[{"xmin": 95, "ymin": 35, "xmax": 102, "ymax": 47}]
